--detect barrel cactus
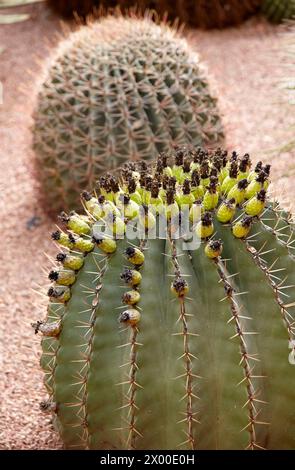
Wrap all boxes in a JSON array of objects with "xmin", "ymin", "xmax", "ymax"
[
  {"xmin": 34, "ymin": 146, "xmax": 295, "ymax": 450},
  {"xmin": 33, "ymin": 16, "xmax": 223, "ymax": 214},
  {"xmin": 261, "ymin": 0, "xmax": 295, "ymax": 22}
]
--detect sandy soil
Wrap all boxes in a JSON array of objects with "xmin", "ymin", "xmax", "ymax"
[{"xmin": 0, "ymin": 3, "xmax": 294, "ymax": 450}]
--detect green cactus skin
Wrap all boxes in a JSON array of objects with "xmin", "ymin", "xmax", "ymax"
[
  {"xmin": 35, "ymin": 147, "xmax": 295, "ymax": 450},
  {"xmin": 33, "ymin": 16, "xmax": 223, "ymax": 214},
  {"xmin": 261, "ymin": 0, "xmax": 295, "ymax": 23}
]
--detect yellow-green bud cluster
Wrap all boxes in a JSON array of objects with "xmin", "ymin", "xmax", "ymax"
[
  {"xmin": 43, "ymin": 146, "xmax": 271, "ymax": 334},
  {"xmin": 119, "ymin": 246, "xmax": 145, "ymax": 327},
  {"xmin": 78, "ymin": 146, "xmax": 270, "ymax": 244}
]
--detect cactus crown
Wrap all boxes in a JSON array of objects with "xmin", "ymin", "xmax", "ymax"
[
  {"xmin": 36, "ymin": 146, "xmax": 295, "ymax": 450},
  {"xmin": 33, "ymin": 15, "xmax": 223, "ymax": 214}
]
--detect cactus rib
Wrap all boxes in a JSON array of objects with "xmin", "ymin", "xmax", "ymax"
[{"xmin": 214, "ymin": 259, "xmax": 264, "ymax": 450}]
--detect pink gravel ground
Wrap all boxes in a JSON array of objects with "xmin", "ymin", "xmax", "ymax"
[{"xmin": 0, "ymin": 3, "xmax": 294, "ymax": 450}]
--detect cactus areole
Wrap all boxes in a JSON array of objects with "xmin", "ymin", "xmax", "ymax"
[{"xmin": 35, "ymin": 147, "xmax": 295, "ymax": 450}]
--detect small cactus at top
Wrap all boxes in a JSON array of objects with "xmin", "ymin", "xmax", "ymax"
[
  {"xmin": 261, "ymin": 0, "xmax": 295, "ymax": 22},
  {"xmin": 33, "ymin": 15, "xmax": 223, "ymax": 214},
  {"xmin": 34, "ymin": 146, "xmax": 295, "ymax": 450}
]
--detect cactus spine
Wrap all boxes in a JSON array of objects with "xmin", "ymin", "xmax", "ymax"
[{"xmin": 35, "ymin": 146, "xmax": 295, "ymax": 450}]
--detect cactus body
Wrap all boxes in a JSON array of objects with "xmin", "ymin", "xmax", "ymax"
[
  {"xmin": 36, "ymin": 147, "xmax": 295, "ymax": 450},
  {"xmin": 261, "ymin": 0, "xmax": 295, "ymax": 23},
  {"xmin": 33, "ymin": 17, "xmax": 223, "ymax": 214}
]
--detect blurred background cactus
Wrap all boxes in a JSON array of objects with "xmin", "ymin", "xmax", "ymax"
[
  {"xmin": 33, "ymin": 15, "xmax": 223, "ymax": 213},
  {"xmin": 261, "ymin": 0, "xmax": 295, "ymax": 23},
  {"xmin": 35, "ymin": 147, "xmax": 295, "ymax": 450},
  {"xmin": 153, "ymin": 0, "xmax": 262, "ymax": 29},
  {"xmin": 46, "ymin": 0, "xmax": 262, "ymax": 28}
]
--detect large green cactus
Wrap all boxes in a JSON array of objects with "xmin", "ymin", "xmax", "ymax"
[
  {"xmin": 261, "ymin": 0, "xmax": 295, "ymax": 22},
  {"xmin": 33, "ymin": 16, "xmax": 223, "ymax": 214},
  {"xmin": 34, "ymin": 146, "xmax": 295, "ymax": 450}
]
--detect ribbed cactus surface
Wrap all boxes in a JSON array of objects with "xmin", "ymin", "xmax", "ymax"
[
  {"xmin": 261, "ymin": 0, "xmax": 295, "ymax": 22},
  {"xmin": 33, "ymin": 16, "xmax": 223, "ymax": 214},
  {"xmin": 35, "ymin": 147, "xmax": 295, "ymax": 450}
]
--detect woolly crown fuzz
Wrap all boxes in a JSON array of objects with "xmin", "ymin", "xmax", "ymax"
[
  {"xmin": 34, "ymin": 147, "xmax": 295, "ymax": 450},
  {"xmin": 33, "ymin": 15, "xmax": 223, "ymax": 214}
]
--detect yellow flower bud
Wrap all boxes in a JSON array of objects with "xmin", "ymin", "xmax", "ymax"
[
  {"xmin": 74, "ymin": 237, "xmax": 95, "ymax": 253},
  {"xmin": 48, "ymin": 269, "xmax": 76, "ymax": 286},
  {"xmin": 56, "ymin": 253, "xmax": 84, "ymax": 271},
  {"xmin": 216, "ymin": 198, "xmax": 236, "ymax": 224},
  {"xmin": 51, "ymin": 230, "xmax": 75, "ymax": 249},
  {"xmin": 195, "ymin": 212, "xmax": 214, "ymax": 239},
  {"xmin": 245, "ymin": 190, "xmax": 266, "ymax": 217},
  {"xmin": 119, "ymin": 309, "xmax": 141, "ymax": 326},
  {"xmin": 227, "ymin": 179, "xmax": 249, "ymax": 205},
  {"xmin": 221, "ymin": 176, "xmax": 237, "ymax": 195},
  {"xmin": 122, "ymin": 290, "xmax": 141, "ymax": 306},
  {"xmin": 125, "ymin": 246, "xmax": 145, "ymax": 266},
  {"xmin": 203, "ymin": 191, "xmax": 219, "ymax": 211},
  {"xmin": 232, "ymin": 216, "xmax": 253, "ymax": 239},
  {"xmin": 47, "ymin": 285, "xmax": 71, "ymax": 303},
  {"xmin": 171, "ymin": 277, "xmax": 189, "ymax": 297},
  {"xmin": 205, "ymin": 239, "xmax": 223, "ymax": 259},
  {"xmin": 120, "ymin": 269, "xmax": 142, "ymax": 287},
  {"xmin": 92, "ymin": 236, "xmax": 117, "ymax": 254},
  {"xmin": 60, "ymin": 212, "xmax": 91, "ymax": 235}
]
